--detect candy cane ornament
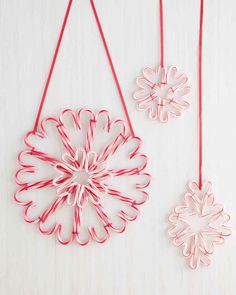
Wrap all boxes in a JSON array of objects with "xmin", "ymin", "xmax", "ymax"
[
  {"xmin": 168, "ymin": 0, "xmax": 231, "ymax": 270},
  {"xmin": 133, "ymin": 0, "xmax": 191, "ymax": 123},
  {"xmin": 14, "ymin": 0, "xmax": 151, "ymax": 245}
]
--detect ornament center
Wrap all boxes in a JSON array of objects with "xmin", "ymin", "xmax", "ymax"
[
  {"xmin": 74, "ymin": 169, "xmax": 90, "ymax": 185},
  {"xmin": 152, "ymin": 84, "xmax": 169, "ymax": 101},
  {"xmin": 189, "ymin": 214, "xmax": 209, "ymax": 234}
]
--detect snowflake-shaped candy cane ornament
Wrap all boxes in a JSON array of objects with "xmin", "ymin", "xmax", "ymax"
[
  {"xmin": 133, "ymin": 66, "xmax": 190, "ymax": 122},
  {"xmin": 168, "ymin": 181, "xmax": 231, "ymax": 270},
  {"xmin": 15, "ymin": 109, "xmax": 151, "ymax": 245}
]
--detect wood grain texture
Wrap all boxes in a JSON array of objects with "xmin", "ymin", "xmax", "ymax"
[{"xmin": 0, "ymin": 0, "xmax": 236, "ymax": 294}]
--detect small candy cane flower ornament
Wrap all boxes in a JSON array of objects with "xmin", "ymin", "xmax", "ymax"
[
  {"xmin": 133, "ymin": 66, "xmax": 190, "ymax": 122},
  {"xmin": 168, "ymin": 181, "xmax": 231, "ymax": 270},
  {"xmin": 14, "ymin": 0, "xmax": 151, "ymax": 245},
  {"xmin": 133, "ymin": 0, "xmax": 190, "ymax": 123}
]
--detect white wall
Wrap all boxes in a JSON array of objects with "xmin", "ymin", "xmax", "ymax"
[{"xmin": 0, "ymin": 0, "xmax": 236, "ymax": 294}]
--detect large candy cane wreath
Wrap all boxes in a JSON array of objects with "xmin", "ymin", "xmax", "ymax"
[{"xmin": 15, "ymin": 109, "xmax": 151, "ymax": 245}]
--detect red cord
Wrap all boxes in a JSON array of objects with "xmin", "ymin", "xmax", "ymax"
[
  {"xmin": 198, "ymin": 0, "xmax": 204, "ymax": 189},
  {"xmin": 89, "ymin": 0, "xmax": 135, "ymax": 137},
  {"xmin": 33, "ymin": 0, "xmax": 73, "ymax": 132},
  {"xmin": 159, "ymin": 0, "xmax": 164, "ymax": 67},
  {"xmin": 33, "ymin": 0, "xmax": 135, "ymax": 137}
]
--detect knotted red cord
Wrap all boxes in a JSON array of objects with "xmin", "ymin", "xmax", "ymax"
[
  {"xmin": 33, "ymin": 0, "xmax": 135, "ymax": 137},
  {"xmin": 159, "ymin": 0, "xmax": 164, "ymax": 67},
  {"xmin": 198, "ymin": 0, "xmax": 204, "ymax": 189}
]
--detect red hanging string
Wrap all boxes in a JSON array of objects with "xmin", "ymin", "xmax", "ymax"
[
  {"xmin": 89, "ymin": 0, "xmax": 135, "ymax": 137},
  {"xmin": 159, "ymin": 0, "xmax": 164, "ymax": 67},
  {"xmin": 198, "ymin": 0, "xmax": 204, "ymax": 189},
  {"xmin": 33, "ymin": 0, "xmax": 135, "ymax": 137},
  {"xmin": 33, "ymin": 0, "xmax": 73, "ymax": 132}
]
